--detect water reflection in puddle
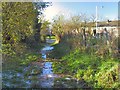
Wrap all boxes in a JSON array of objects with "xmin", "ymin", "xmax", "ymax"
[
  {"xmin": 40, "ymin": 45, "xmax": 57, "ymax": 88},
  {"xmin": 42, "ymin": 46, "xmax": 54, "ymax": 51}
]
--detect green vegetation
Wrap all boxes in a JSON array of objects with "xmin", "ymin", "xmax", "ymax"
[
  {"xmin": 50, "ymin": 15, "xmax": 120, "ymax": 88},
  {"xmin": 2, "ymin": 2, "xmax": 37, "ymax": 70},
  {"xmin": 52, "ymin": 49, "xmax": 119, "ymax": 88},
  {"xmin": 46, "ymin": 35, "xmax": 56, "ymax": 39},
  {"xmin": 1, "ymin": 2, "xmax": 119, "ymax": 89},
  {"xmin": 2, "ymin": 2, "xmax": 52, "ymax": 67},
  {"xmin": 2, "ymin": 2, "xmax": 51, "ymax": 88},
  {"xmin": 3, "ymin": 48, "xmax": 41, "ymax": 71}
]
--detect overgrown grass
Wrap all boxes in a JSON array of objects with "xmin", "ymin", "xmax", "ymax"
[
  {"xmin": 49, "ymin": 42, "xmax": 72, "ymax": 59},
  {"xmin": 52, "ymin": 48, "xmax": 119, "ymax": 88},
  {"xmin": 50, "ymin": 33, "xmax": 119, "ymax": 88},
  {"xmin": 46, "ymin": 35, "xmax": 56, "ymax": 39},
  {"xmin": 2, "ymin": 42, "xmax": 43, "ymax": 72}
]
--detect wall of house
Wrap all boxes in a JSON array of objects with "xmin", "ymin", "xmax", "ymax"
[{"xmin": 90, "ymin": 26, "xmax": 118, "ymax": 37}]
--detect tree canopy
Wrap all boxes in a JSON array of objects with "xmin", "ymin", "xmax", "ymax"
[{"xmin": 2, "ymin": 2, "xmax": 37, "ymax": 45}]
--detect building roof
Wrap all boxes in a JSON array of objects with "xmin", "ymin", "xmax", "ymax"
[
  {"xmin": 87, "ymin": 20, "xmax": 119, "ymax": 27},
  {"xmin": 97, "ymin": 20, "xmax": 118, "ymax": 27}
]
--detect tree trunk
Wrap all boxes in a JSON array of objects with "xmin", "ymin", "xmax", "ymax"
[
  {"xmin": 56, "ymin": 34, "xmax": 61, "ymax": 43},
  {"xmin": 83, "ymin": 28, "xmax": 86, "ymax": 47},
  {"xmin": 34, "ymin": 22, "xmax": 42, "ymax": 42}
]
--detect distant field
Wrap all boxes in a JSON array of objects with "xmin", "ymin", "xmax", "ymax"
[{"xmin": 46, "ymin": 35, "xmax": 56, "ymax": 39}]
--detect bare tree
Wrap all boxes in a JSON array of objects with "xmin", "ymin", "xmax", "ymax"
[
  {"xmin": 52, "ymin": 15, "xmax": 65, "ymax": 43},
  {"xmin": 80, "ymin": 13, "xmax": 90, "ymax": 47},
  {"xmin": 90, "ymin": 14, "xmax": 96, "ymax": 23},
  {"xmin": 70, "ymin": 15, "xmax": 82, "ymax": 34}
]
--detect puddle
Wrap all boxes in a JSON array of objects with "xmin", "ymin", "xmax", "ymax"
[
  {"xmin": 42, "ymin": 46, "xmax": 54, "ymax": 51},
  {"xmin": 39, "ymin": 44, "xmax": 57, "ymax": 88}
]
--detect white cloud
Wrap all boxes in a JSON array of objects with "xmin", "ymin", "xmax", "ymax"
[
  {"xmin": 43, "ymin": 2, "xmax": 72, "ymax": 22},
  {"xmin": 105, "ymin": 15, "xmax": 118, "ymax": 20}
]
